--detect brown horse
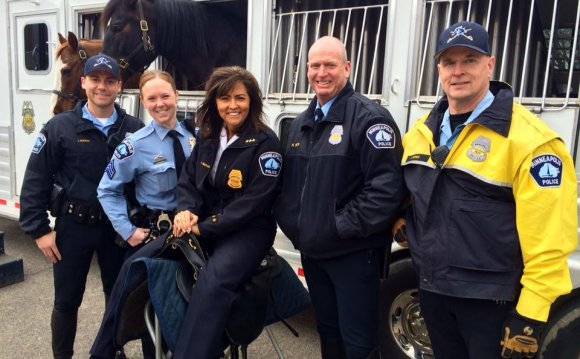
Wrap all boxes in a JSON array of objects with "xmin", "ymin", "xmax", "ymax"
[{"xmin": 52, "ymin": 32, "xmax": 138, "ymax": 114}]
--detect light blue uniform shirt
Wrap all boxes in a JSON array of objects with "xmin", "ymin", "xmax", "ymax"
[
  {"xmin": 82, "ymin": 103, "xmax": 118, "ymax": 136},
  {"xmin": 314, "ymin": 98, "xmax": 336, "ymax": 121},
  {"xmin": 98, "ymin": 120, "xmax": 195, "ymax": 240},
  {"xmin": 439, "ymin": 90, "xmax": 495, "ymax": 148}
]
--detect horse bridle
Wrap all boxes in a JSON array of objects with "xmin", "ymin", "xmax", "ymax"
[
  {"xmin": 117, "ymin": 0, "xmax": 157, "ymax": 77},
  {"xmin": 52, "ymin": 47, "xmax": 88, "ymax": 103}
]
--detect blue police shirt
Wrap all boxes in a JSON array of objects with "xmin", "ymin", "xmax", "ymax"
[
  {"xmin": 82, "ymin": 103, "xmax": 118, "ymax": 136},
  {"xmin": 98, "ymin": 120, "xmax": 195, "ymax": 240},
  {"xmin": 439, "ymin": 90, "xmax": 495, "ymax": 148}
]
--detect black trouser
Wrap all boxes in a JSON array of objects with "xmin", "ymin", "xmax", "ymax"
[
  {"xmin": 52, "ymin": 215, "xmax": 125, "ymax": 358},
  {"xmin": 53, "ymin": 215, "xmax": 124, "ymax": 311},
  {"xmin": 302, "ymin": 248, "xmax": 382, "ymax": 359},
  {"xmin": 419, "ymin": 289, "xmax": 513, "ymax": 359},
  {"xmin": 173, "ymin": 219, "xmax": 275, "ymax": 359}
]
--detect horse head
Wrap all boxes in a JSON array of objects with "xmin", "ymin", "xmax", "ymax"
[
  {"xmin": 101, "ymin": 0, "xmax": 158, "ymax": 83},
  {"xmin": 101, "ymin": 0, "xmax": 246, "ymax": 89},
  {"xmin": 52, "ymin": 30, "xmax": 140, "ymax": 114},
  {"xmin": 52, "ymin": 32, "xmax": 102, "ymax": 114}
]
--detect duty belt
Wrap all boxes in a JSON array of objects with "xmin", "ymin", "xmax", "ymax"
[
  {"xmin": 132, "ymin": 207, "xmax": 176, "ymax": 244},
  {"xmin": 62, "ymin": 201, "xmax": 109, "ymax": 226}
]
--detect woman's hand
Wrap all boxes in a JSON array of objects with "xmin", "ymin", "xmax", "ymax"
[
  {"xmin": 127, "ymin": 227, "xmax": 151, "ymax": 247},
  {"xmin": 173, "ymin": 210, "xmax": 199, "ymax": 237}
]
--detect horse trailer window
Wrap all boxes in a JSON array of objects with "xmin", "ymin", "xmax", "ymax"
[
  {"xmin": 78, "ymin": 13, "xmax": 102, "ymax": 39},
  {"xmin": 24, "ymin": 23, "xmax": 49, "ymax": 71},
  {"xmin": 267, "ymin": 1, "xmax": 390, "ymax": 102},
  {"xmin": 545, "ymin": 27, "xmax": 580, "ymax": 71},
  {"xmin": 415, "ymin": 0, "xmax": 580, "ymax": 110}
]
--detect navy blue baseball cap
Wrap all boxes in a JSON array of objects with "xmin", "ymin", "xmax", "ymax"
[
  {"xmin": 83, "ymin": 54, "xmax": 121, "ymax": 79},
  {"xmin": 435, "ymin": 21, "xmax": 491, "ymax": 59}
]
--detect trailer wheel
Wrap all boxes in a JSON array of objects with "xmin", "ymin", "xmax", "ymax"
[
  {"xmin": 379, "ymin": 257, "xmax": 433, "ymax": 359},
  {"xmin": 539, "ymin": 300, "xmax": 580, "ymax": 359}
]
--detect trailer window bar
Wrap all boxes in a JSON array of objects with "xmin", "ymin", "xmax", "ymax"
[
  {"xmin": 415, "ymin": 0, "xmax": 579, "ymax": 112},
  {"xmin": 267, "ymin": 4, "xmax": 390, "ymax": 103}
]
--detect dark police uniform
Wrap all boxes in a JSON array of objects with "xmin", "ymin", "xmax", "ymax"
[
  {"xmin": 173, "ymin": 125, "xmax": 282, "ymax": 359},
  {"xmin": 275, "ymin": 82, "xmax": 406, "ymax": 359},
  {"xmin": 19, "ymin": 100, "xmax": 143, "ymax": 356}
]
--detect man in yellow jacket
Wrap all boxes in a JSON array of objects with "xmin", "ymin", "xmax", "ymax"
[{"xmin": 400, "ymin": 21, "xmax": 577, "ymax": 358}]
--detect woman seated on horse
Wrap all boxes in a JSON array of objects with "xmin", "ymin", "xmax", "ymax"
[{"xmin": 171, "ymin": 66, "xmax": 283, "ymax": 358}]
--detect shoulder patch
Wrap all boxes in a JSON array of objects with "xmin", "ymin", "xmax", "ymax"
[
  {"xmin": 366, "ymin": 124, "xmax": 395, "ymax": 149},
  {"xmin": 105, "ymin": 160, "xmax": 116, "ymax": 179},
  {"xmin": 530, "ymin": 154, "xmax": 562, "ymax": 188},
  {"xmin": 114, "ymin": 138, "xmax": 134, "ymax": 160},
  {"xmin": 259, "ymin": 152, "xmax": 282, "ymax": 177},
  {"xmin": 32, "ymin": 133, "xmax": 46, "ymax": 154}
]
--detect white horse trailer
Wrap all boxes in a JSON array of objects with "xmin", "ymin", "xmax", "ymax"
[{"xmin": 1, "ymin": 0, "xmax": 579, "ymax": 358}]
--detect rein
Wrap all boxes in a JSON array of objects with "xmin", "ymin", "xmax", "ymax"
[
  {"xmin": 117, "ymin": 0, "xmax": 157, "ymax": 77},
  {"xmin": 52, "ymin": 46, "xmax": 88, "ymax": 102}
]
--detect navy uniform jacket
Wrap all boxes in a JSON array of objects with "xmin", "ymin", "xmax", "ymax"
[
  {"xmin": 275, "ymin": 82, "xmax": 406, "ymax": 259},
  {"xmin": 98, "ymin": 120, "xmax": 195, "ymax": 240},
  {"xmin": 177, "ymin": 125, "xmax": 282, "ymax": 239},
  {"xmin": 19, "ymin": 101, "xmax": 143, "ymax": 239}
]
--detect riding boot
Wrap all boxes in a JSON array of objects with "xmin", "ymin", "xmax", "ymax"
[
  {"xmin": 320, "ymin": 337, "xmax": 347, "ymax": 359},
  {"xmin": 51, "ymin": 308, "xmax": 77, "ymax": 359}
]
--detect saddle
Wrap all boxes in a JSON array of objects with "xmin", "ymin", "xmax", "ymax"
[{"xmin": 116, "ymin": 232, "xmax": 299, "ymax": 357}]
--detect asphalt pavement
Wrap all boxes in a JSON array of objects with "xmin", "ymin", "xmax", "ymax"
[{"xmin": 0, "ymin": 216, "xmax": 321, "ymax": 359}]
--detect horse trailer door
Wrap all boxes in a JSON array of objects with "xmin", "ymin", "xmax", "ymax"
[{"xmin": 8, "ymin": 2, "xmax": 60, "ymax": 213}]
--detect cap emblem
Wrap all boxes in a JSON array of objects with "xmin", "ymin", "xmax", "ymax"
[{"xmin": 94, "ymin": 57, "xmax": 113, "ymax": 69}]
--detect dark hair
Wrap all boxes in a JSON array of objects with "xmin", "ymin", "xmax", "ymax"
[{"xmin": 197, "ymin": 66, "xmax": 267, "ymax": 140}]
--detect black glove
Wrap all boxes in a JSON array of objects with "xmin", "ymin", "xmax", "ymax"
[
  {"xmin": 500, "ymin": 310, "xmax": 544, "ymax": 358},
  {"xmin": 392, "ymin": 217, "xmax": 408, "ymax": 248}
]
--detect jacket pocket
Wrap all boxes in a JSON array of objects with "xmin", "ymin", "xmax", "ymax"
[
  {"xmin": 150, "ymin": 162, "xmax": 177, "ymax": 192},
  {"xmin": 447, "ymin": 199, "xmax": 520, "ymax": 283},
  {"xmin": 299, "ymin": 200, "xmax": 339, "ymax": 246}
]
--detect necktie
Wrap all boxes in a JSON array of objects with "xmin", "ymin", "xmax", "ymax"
[
  {"xmin": 168, "ymin": 130, "xmax": 185, "ymax": 178},
  {"xmin": 315, "ymin": 108, "xmax": 324, "ymax": 122}
]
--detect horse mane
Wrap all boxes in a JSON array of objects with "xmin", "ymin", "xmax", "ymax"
[
  {"xmin": 155, "ymin": 0, "xmax": 212, "ymax": 59},
  {"xmin": 55, "ymin": 42, "xmax": 69, "ymax": 59},
  {"xmin": 102, "ymin": 0, "xmax": 245, "ymax": 61}
]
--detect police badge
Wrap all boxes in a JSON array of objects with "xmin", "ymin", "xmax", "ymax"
[
  {"xmin": 22, "ymin": 101, "xmax": 36, "ymax": 134},
  {"xmin": 466, "ymin": 136, "xmax": 491, "ymax": 162}
]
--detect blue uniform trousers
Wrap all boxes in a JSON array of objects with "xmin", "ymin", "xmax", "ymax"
[
  {"xmin": 419, "ymin": 289, "xmax": 513, "ymax": 359},
  {"xmin": 302, "ymin": 248, "xmax": 382, "ymax": 359},
  {"xmin": 173, "ymin": 220, "xmax": 274, "ymax": 359}
]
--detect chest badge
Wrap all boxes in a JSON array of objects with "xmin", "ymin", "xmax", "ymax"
[
  {"xmin": 153, "ymin": 153, "xmax": 167, "ymax": 164},
  {"xmin": 329, "ymin": 125, "xmax": 343, "ymax": 145},
  {"xmin": 189, "ymin": 136, "xmax": 196, "ymax": 150},
  {"xmin": 228, "ymin": 169, "xmax": 243, "ymax": 189},
  {"xmin": 466, "ymin": 136, "xmax": 491, "ymax": 162}
]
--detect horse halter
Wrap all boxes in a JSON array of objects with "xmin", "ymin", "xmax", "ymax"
[
  {"xmin": 117, "ymin": 0, "xmax": 157, "ymax": 77},
  {"xmin": 52, "ymin": 47, "xmax": 88, "ymax": 103}
]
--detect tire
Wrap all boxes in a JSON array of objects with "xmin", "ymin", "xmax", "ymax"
[
  {"xmin": 539, "ymin": 299, "xmax": 580, "ymax": 359},
  {"xmin": 378, "ymin": 257, "xmax": 433, "ymax": 359}
]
